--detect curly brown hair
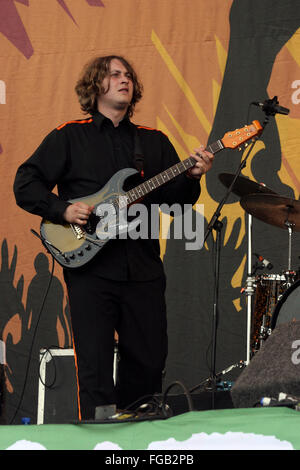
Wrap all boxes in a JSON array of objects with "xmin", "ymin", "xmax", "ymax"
[{"xmin": 75, "ymin": 55, "xmax": 143, "ymax": 117}]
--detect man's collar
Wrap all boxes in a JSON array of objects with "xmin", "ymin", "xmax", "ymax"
[{"xmin": 92, "ymin": 111, "xmax": 132, "ymax": 130}]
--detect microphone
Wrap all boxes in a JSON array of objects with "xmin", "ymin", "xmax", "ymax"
[
  {"xmin": 254, "ymin": 253, "xmax": 273, "ymax": 270},
  {"xmin": 252, "ymin": 96, "xmax": 289, "ymax": 116}
]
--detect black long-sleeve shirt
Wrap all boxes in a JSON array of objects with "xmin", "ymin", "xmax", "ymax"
[{"xmin": 14, "ymin": 112, "xmax": 200, "ymax": 281}]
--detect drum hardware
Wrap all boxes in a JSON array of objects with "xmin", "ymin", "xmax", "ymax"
[
  {"xmin": 249, "ymin": 268, "xmax": 297, "ymax": 356},
  {"xmin": 239, "ymin": 193, "xmax": 300, "ymax": 355},
  {"xmin": 243, "ymin": 257, "xmax": 278, "ymax": 355},
  {"xmin": 257, "ymin": 316, "xmax": 272, "ymax": 349},
  {"xmin": 251, "ymin": 257, "xmax": 272, "ymax": 277},
  {"xmin": 282, "ymin": 269, "xmax": 297, "ymax": 290},
  {"xmin": 218, "ymin": 172, "xmax": 280, "ymax": 363},
  {"xmin": 285, "ymin": 220, "xmax": 295, "ymax": 276},
  {"xmin": 240, "ymin": 194, "xmax": 300, "ymax": 231},
  {"xmin": 240, "ymin": 194, "xmax": 300, "ymax": 278},
  {"xmin": 250, "ymin": 273, "xmax": 285, "ymax": 355}
]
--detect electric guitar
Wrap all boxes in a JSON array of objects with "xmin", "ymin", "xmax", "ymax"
[{"xmin": 40, "ymin": 120, "xmax": 263, "ymax": 268}]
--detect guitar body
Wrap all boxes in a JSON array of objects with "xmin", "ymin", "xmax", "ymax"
[{"xmin": 40, "ymin": 167, "xmax": 139, "ymax": 268}]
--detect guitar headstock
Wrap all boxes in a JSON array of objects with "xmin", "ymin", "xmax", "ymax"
[{"xmin": 221, "ymin": 120, "xmax": 263, "ymax": 150}]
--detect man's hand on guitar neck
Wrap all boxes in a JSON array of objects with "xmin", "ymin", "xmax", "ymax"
[
  {"xmin": 186, "ymin": 145, "xmax": 214, "ymax": 180},
  {"xmin": 64, "ymin": 201, "xmax": 94, "ymax": 225}
]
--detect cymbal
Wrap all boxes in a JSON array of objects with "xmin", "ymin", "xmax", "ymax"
[
  {"xmin": 219, "ymin": 173, "xmax": 278, "ymax": 198},
  {"xmin": 240, "ymin": 194, "xmax": 300, "ymax": 231}
]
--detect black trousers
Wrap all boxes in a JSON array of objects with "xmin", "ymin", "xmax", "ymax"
[{"xmin": 64, "ymin": 270, "xmax": 168, "ymax": 420}]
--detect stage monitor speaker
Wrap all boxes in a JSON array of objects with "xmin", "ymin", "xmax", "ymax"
[
  {"xmin": 231, "ymin": 320, "xmax": 300, "ymax": 408},
  {"xmin": 37, "ymin": 348, "xmax": 78, "ymax": 424}
]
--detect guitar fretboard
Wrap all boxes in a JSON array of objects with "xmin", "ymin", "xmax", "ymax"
[{"xmin": 118, "ymin": 139, "xmax": 224, "ymax": 208}]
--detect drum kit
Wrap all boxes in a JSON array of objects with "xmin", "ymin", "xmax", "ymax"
[{"xmin": 219, "ymin": 172, "xmax": 300, "ymax": 363}]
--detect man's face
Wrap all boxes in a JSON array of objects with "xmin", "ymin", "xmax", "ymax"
[{"xmin": 98, "ymin": 58, "xmax": 134, "ymax": 113}]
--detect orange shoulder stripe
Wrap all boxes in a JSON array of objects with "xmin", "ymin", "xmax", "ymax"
[
  {"xmin": 137, "ymin": 125, "xmax": 158, "ymax": 131},
  {"xmin": 137, "ymin": 125, "xmax": 168, "ymax": 137},
  {"xmin": 56, "ymin": 118, "xmax": 93, "ymax": 130}
]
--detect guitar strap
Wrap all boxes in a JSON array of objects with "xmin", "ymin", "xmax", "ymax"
[{"xmin": 132, "ymin": 125, "xmax": 144, "ymax": 178}]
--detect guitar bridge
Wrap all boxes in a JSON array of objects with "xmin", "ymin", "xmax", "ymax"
[{"xmin": 70, "ymin": 223, "xmax": 85, "ymax": 240}]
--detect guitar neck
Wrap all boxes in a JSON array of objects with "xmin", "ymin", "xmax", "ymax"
[{"xmin": 123, "ymin": 139, "xmax": 224, "ymax": 207}]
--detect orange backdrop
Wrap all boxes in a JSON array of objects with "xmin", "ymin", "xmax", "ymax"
[{"xmin": 1, "ymin": 0, "xmax": 300, "ymax": 422}]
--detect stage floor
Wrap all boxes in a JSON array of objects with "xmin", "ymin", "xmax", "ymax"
[{"xmin": 1, "ymin": 406, "xmax": 299, "ymax": 451}]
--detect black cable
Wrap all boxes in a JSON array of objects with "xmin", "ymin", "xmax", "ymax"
[
  {"xmin": 123, "ymin": 393, "xmax": 160, "ymax": 411},
  {"xmin": 38, "ymin": 345, "xmax": 68, "ymax": 389},
  {"xmin": 73, "ymin": 393, "xmax": 172, "ymax": 424},
  {"xmin": 162, "ymin": 380, "xmax": 194, "ymax": 416},
  {"xmin": 121, "ymin": 393, "xmax": 170, "ymax": 419},
  {"xmin": 122, "ymin": 385, "xmax": 193, "ymax": 419},
  {"xmin": 9, "ymin": 251, "xmax": 55, "ymax": 425}
]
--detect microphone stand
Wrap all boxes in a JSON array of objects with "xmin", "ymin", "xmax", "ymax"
[
  {"xmin": 203, "ymin": 116, "xmax": 269, "ymax": 409},
  {"xmin": 245, "ymin": 213, "xmax": 255, "ymax": 365}
]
